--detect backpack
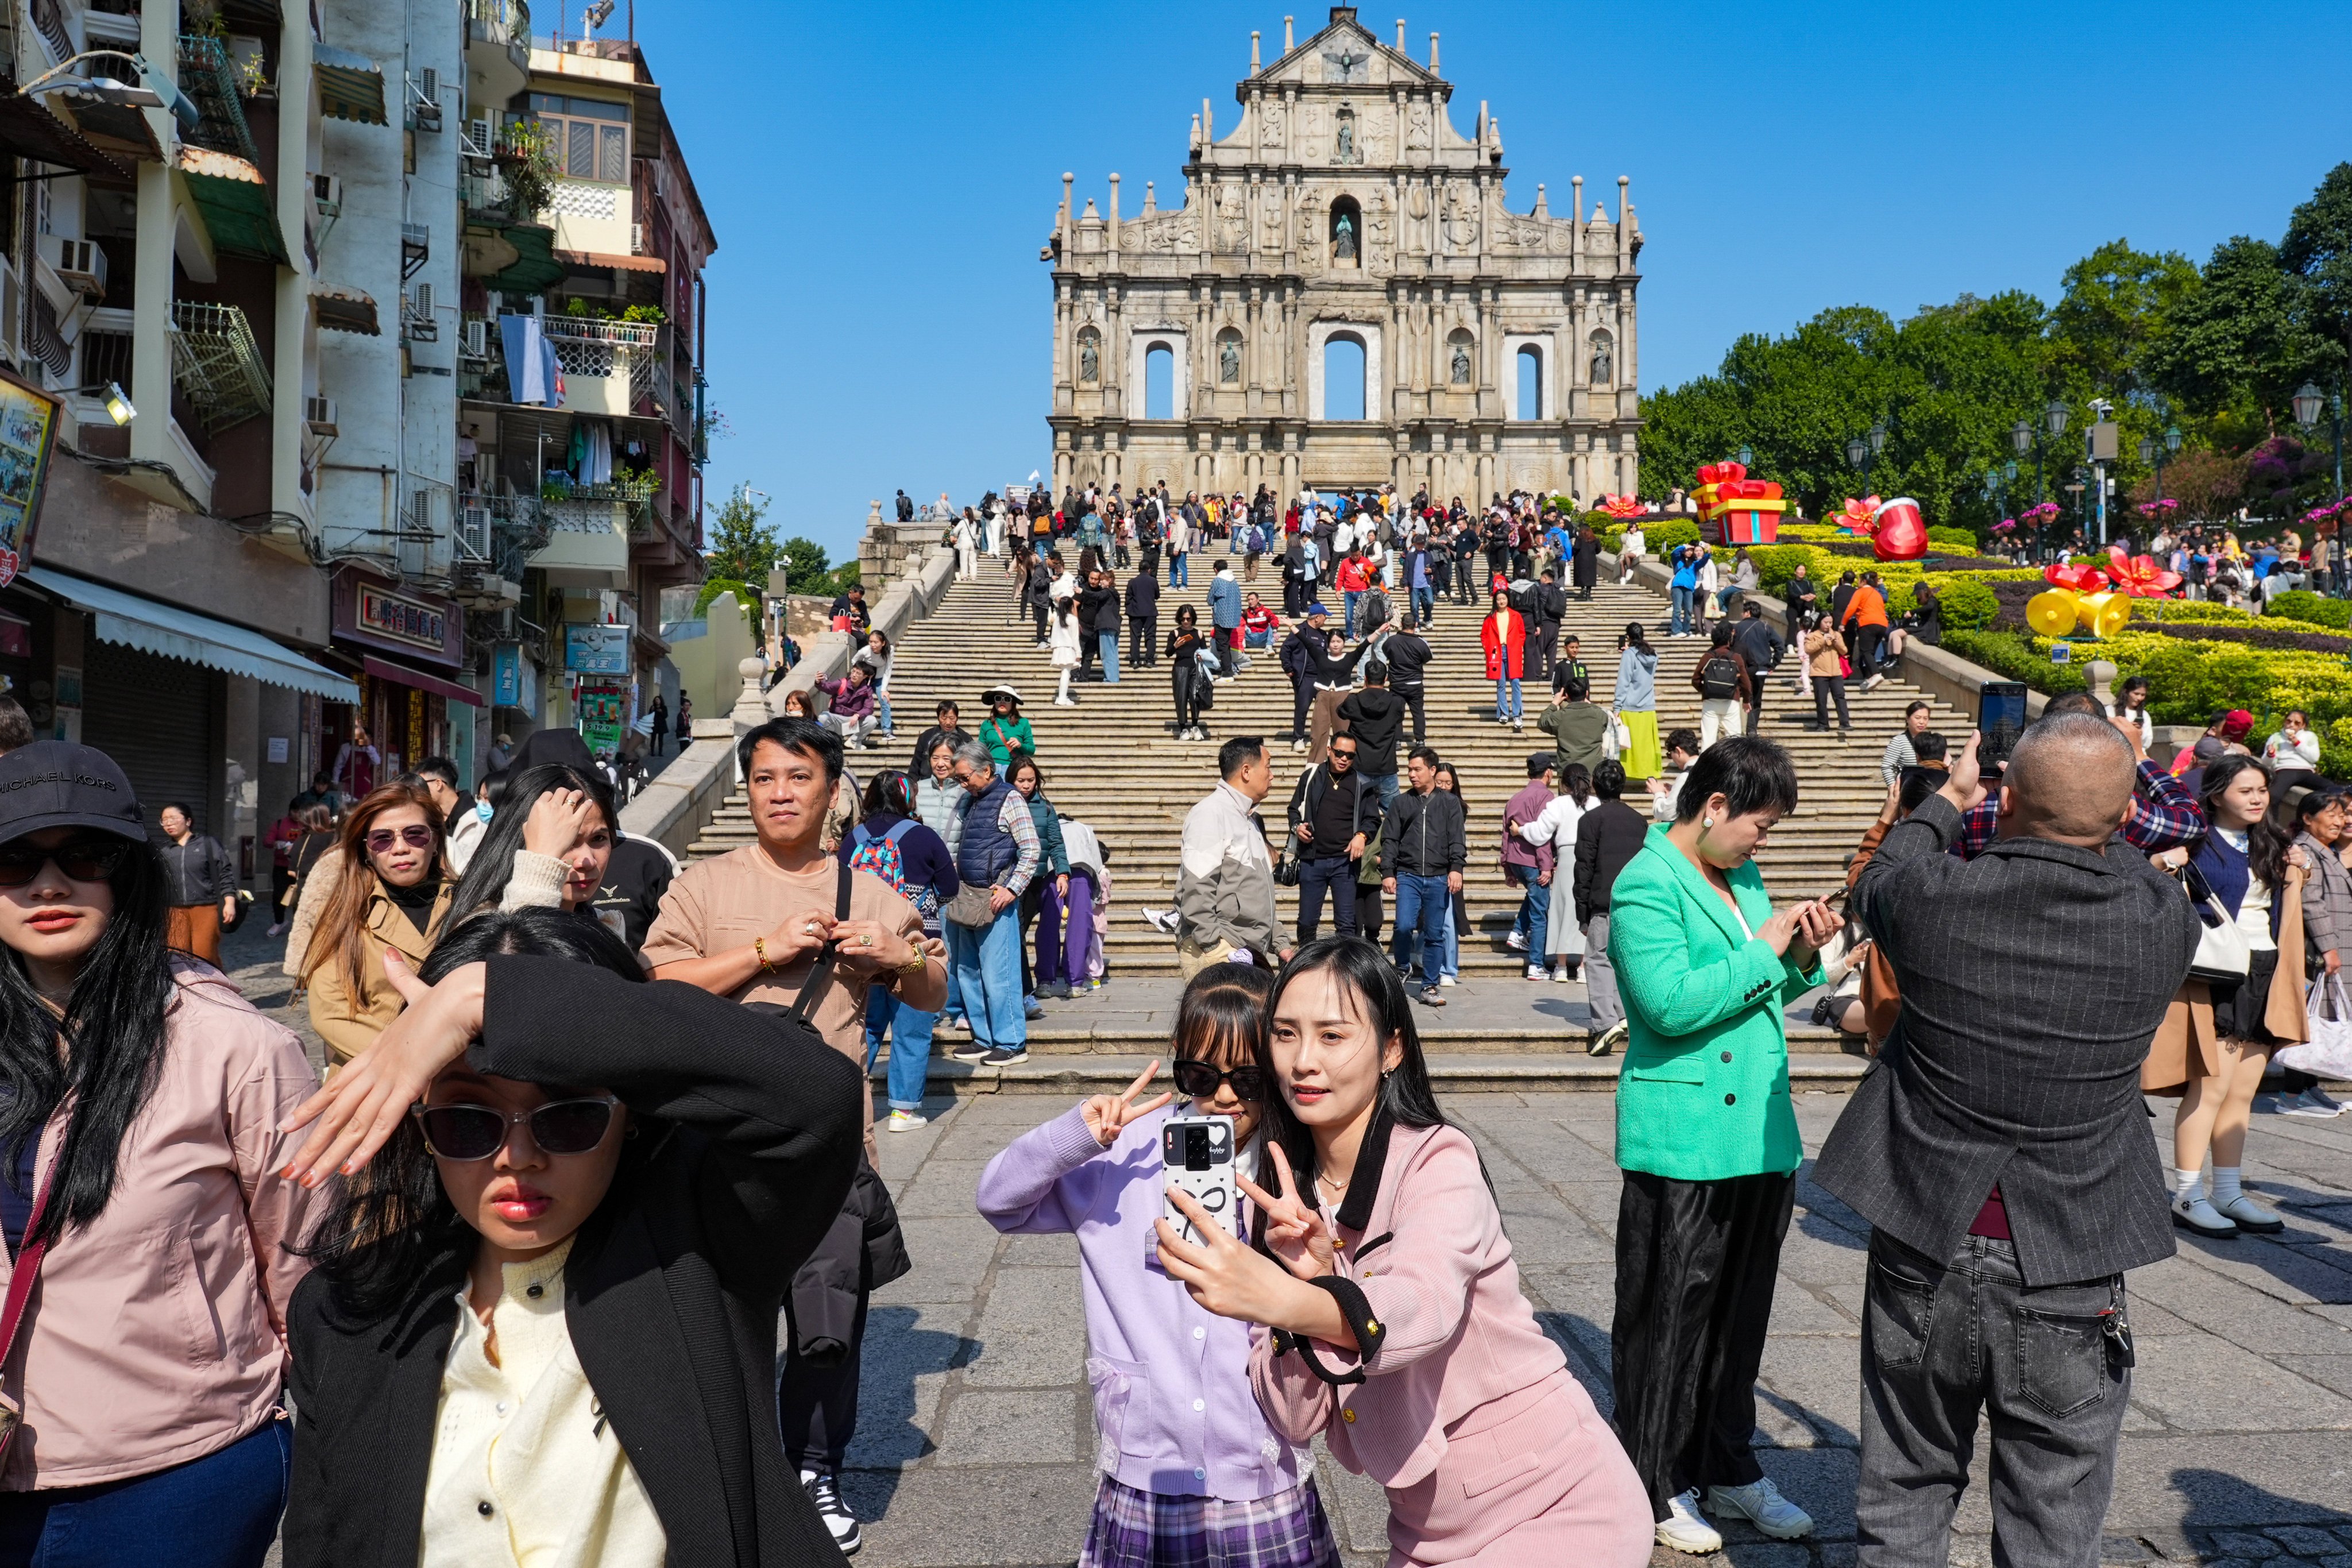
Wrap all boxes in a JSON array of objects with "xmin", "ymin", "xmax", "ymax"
[
  {"xmin": 847, "ymin": 820, "xmax": 937, "ymax": 921},
  {"xmin": 1699, "ymin": 654, "xmax": 1742, "ymax": 701}
]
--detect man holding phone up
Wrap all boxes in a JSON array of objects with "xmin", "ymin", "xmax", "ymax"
[{"xmin": 1953, "ymin": 692, "xmax": 2203, "ymax": 860}]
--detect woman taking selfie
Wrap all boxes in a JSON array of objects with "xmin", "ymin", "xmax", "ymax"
[
  {"xmin": 301, "ymin": 782, "xmax": 452, "ymax": 1066},
  {"xmin": 279, "ymin": 906, "xmax": 867, "ymax": 1568},
  {"xmin": 1154, "ymin": 940, "xmax": 1652, "ymax": 1566},
  {"xmin": 1604, "ymin": 736, "xmax": 1834, "ymax": 1552},
  {"xmin": 976, "ymin": 965, "xmax": 1342, "ymax": 1568},
  {"xmin": 0, "ymin": 743, "xmax": 316, "ymax": 1565}
]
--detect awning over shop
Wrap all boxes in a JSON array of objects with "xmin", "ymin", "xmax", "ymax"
[
  {"xmin": 361, "ymin": 655, "xmax": 484, "ymax": 707},
  {"xmin": 558, "ymin": 248, "xmax": 666, "ymax": 274},
  {"xmin": 314, "ymin": 285, "xmax": 380, "ymax": 335},
  {"xmin": 486, "ymin": 222, "xmax": 564, "ymax": 294},
  {"xmin": 22, "ymin": 567, "xmax": 357, "ymax": 701},
  {"xmin": 314, "ymin": 43, "xmax": 389, "ymax": 126},
  {"xmin": 0, "ymin": 95, "xmax": 125, "ymax": 179},
  {"xmin": 178, "ymin": 146, "xmax": 290, "ymax": 265}
]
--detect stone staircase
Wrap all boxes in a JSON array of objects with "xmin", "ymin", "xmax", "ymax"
[{"xmin": 688, "ymin": 552, "xmax": 1959, "ymax": 1060}]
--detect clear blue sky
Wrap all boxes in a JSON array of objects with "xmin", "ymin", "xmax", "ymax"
[{"xmin": 627, "ymin": 1, "xmax": 2352, "ymax": 566}]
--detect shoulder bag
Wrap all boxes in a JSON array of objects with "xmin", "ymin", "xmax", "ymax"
[
  {"xmin": 0, "ymin": 1117, "xmax": 69, "ymax": 1462},
  {"xmin": 2181, "ymin": 862, "xmax": 2252, "ymax": 984}
]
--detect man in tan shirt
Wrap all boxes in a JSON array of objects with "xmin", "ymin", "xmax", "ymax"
[{"xmin": 640, "ymin": 715, "xmax": 945, "ymax": 1554}]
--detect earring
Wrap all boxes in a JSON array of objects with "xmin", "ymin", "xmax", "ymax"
[{"xmin": 1702, "ymin": 815, "xmax": 1714, "ymax": 828}]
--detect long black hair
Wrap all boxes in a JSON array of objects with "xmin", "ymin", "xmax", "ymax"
[
  {"xmin": 297, "ymin": 906, "xmax": 646, "ymax": 1321},
  {"xmin": 443, "ymin": 763, "xmax": 617, "ymax": 923},
  {"xmin": 0, "ymin": 832, "xmax": 174, "ymax": 1246},
  {"xmin": 1251, "ymin": 938, "xmax": 1447, "ymax": 1207}
]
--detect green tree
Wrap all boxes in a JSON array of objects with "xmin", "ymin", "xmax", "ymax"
[
  {"xmin": 2148, "ymin": 236, "xmax": 2327, "ymax": 436},
  {"xmin": 703, "ymin": 489, "xmax": 780, "ymax": 585},
  {"xmin": 2048, "ymin": 239, "xmax": 2200, "ymax": 400},
  {"xmin": 2281, "ymin": 161, "xmax": 2352, "ymax": 376},
  {"xmin": 775, "ymin": 536, "xmax": 831, "ymax": 596}
]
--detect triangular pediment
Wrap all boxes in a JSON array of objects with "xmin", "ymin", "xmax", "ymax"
[{"xmin": 1253, "ymin": 7, "xmax": 1445, "ymax": 92}]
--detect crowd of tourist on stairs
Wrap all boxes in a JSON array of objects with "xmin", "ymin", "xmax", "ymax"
[{"xmin": 0, "ymin": 469, "xmax": 2346, "ymax": 1568}]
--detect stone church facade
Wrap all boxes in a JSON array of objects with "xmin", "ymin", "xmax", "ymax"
[{"xmin": 1044, "ymin": 6, "xmax": 1644, "ymax": 504}]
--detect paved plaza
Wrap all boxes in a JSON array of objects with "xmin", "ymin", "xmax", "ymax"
[{"xmin": 221, "ymin": 926, "xmax": 2352, "ymax": 1568}]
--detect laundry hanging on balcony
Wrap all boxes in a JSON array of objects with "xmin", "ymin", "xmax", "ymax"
[
  {"xmin": 497, "ymin": 313, "xmax": 564, "ymax": 406},
  {"xmin": 567, "ymin": 421, "xmax": 613, "ymax": 485}
]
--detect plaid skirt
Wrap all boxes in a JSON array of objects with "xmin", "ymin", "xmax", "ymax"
[{"xmin": 1076, "ymin": 1474, "xmax": 1342, "ymax": 1568}]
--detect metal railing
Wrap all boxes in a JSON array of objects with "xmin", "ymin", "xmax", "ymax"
[
  {"xmin": 168, "ymin": 300, "xmax": 273, "ymax": 432},
  {"xmin": 466, "ymin": 0, "xmax": 531, "ymax": 48},
  {"xmin": 28, "ymin": 0, "xmax": 71, "ymax": 67},
  {"xmin": 542, "ymin": 316, "xmax": 661, "ymax": 349},
  {"xmin": 177, "ymin": 35, "xmax": 261, "ymax": 164}
]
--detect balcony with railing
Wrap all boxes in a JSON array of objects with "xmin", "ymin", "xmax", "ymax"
[
  {"xmin": 177, "ymin": 35, "xmax": 262, "ymax": 165},
  {"xmin": 169, "ymin": 300, "xmax": 273, "ymax": 432},
  {"xmin": 466, "ymin": 0, "xmax": 532, "ymax": 94},
  {"xmin": 544, "ymin": 314, "xmax": 658, "ymax": 417}
]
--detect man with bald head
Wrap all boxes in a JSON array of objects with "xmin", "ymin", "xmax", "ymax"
[{"xmin": 1818, "ymin": 717, "xmax": 2199, "ymax": 1568}]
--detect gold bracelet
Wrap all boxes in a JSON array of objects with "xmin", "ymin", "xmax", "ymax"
[
  {"xmin": 893, "ymin": 947, "xmax": 927, "ymax": 977},
  {"xmin": 754, "ymin": 937, "xmax": 775, "ymax": 974}
]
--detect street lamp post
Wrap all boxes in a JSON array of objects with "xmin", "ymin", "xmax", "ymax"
[
  {"xmin": 1736, "ymin": 443, "xmax": 1753, "ymax": 469},
  {"xmin": 2016, "ymin": 401, "xmax": 2068, "ymax": 558},
  {"xmin": 1845, "ymin": 421, "xmax": 1888, "ymax": 498}
]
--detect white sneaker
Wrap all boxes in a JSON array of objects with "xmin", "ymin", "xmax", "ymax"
[
  {"xmin": 1505, "ymin": 930, "xmax": 1528, "ymax": 952},
  {"xmin": 1656, "ymin": 1488, "xmax": 1723, "ymax": 1554},
  {"xmin": 1055, "ymin": 696, "xmax": 1077, "ymax": 706},
  {"xmin": 1525, "ymin": 964, "xmax": 1547, "ymax": 980},
  {"xmin": 1705, "ymin": 1477, "xmax": 1813, "ymax": 1540},
  {"xmin": 1140, "ymin": 907, "xmax": 1181, "ymax": 935},
  {"xmin": 1552, "ymin": 965, "xmax": 1572, "ymax": 983},
  {"xmin": 886, "ymin": 1109, "xmax": 929, "ymax": 1133},
  {"xmin": 801, "ymin": 1468, "xmax": 862, "ymax": 1555},
  {"xmin": 2280, "ymin": 1086, "xmax": 2346, "ymax": 1117},
  {"xmin": 1438, "ymin": 974, "xmax": 1457, "ymax": 987}
]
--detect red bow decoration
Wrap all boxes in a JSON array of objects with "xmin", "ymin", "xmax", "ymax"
[
  {"xmin": 2104, "ymin": 546, "xmax": 2183, "ymax": 597},
  {"xmin": 1694, "ymin": 461, "xmax": 1748, "ymax": 488},
  {"xmin": 2043, "ymin": 562, "xmax": 2111, "ymax": 594},
  {"xmin": 1835, "ymin": 496, "xmax": 1881, "ymax": 534}
]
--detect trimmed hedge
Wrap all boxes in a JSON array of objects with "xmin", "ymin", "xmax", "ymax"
[{"xmin": 2268, "ymin": 590, "xmax": 2352, "ymax": 631}]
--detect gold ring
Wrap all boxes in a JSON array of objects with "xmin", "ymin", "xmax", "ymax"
[{"xmin": 862, "ymin": 934, "xmax": 874, "ymax": 947}]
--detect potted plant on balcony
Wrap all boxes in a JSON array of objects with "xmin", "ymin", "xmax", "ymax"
[{"xmin": 495, "ymin": 121, "xmax": 558, "ymax": 220}]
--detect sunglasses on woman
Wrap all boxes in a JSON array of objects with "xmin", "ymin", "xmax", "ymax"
[
  {"xmin": 365, "ymin": 825, "xmax": 436, "ymax": 854},
  {"xmin": 411, "ymin": 1096, "xmax": 620, "ymax": 1160},
  {"xmin": 1172, "ymin": 1060, "xmax": 1267, "ymax": 1102},
  {"xmin": 0, "ymin": 838, "xmax": 130, "ymax": 887}
]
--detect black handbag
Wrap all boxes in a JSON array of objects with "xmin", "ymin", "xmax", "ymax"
[{"xmin": 1273, "ymin": 844, "xmax": 1301, "ymax": 888}]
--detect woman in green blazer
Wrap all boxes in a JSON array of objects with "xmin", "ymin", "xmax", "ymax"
[{"xmin": 1604, "ymin": 735, "xmax": 1838, "ymax": 1555}]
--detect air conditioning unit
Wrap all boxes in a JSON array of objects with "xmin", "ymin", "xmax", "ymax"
[
  {"xmin": 305, "ymin": 396, "xmax": 338, "ymax": 436},
  {"xmin": 461, "ymin": 317, "xmax": 488, "ymax": 358},
  {"xmin": 36, "ymin": 235, "xmax": 104, "ymax": 301},
  {"xmin": 466, "ymin": 118, "xmax": 493, "ymax": 157},
  {"xmin": 410, "ymin": 69, "xmax": 442, "ymax": 132},
  {"xmin": 311, "ymin": 173, "xmax": 341, "ymax": 215}
]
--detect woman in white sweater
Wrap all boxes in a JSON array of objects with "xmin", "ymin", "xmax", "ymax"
[{"xmin": 1516, "ymin": 761, "xmax": 1599, "ymax": 982}]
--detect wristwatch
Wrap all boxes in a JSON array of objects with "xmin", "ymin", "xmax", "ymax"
[{"xmin": 893, "ymin": 946, "xmax": 927, "ymax": 978}]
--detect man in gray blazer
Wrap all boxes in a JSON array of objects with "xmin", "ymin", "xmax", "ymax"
[{"xmin": 1820, "ymin": 715, "xmax": 2198, "ymax": 1568}]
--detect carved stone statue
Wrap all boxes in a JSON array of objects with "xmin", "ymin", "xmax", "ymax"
[
  {"xmin": 1450, "ymin": 338, "xmax": 1472, "ymax": 385},
  {"xmin": 1406, "ymin": 103, "xmax": 1431, "ymax": 150},
  {"xmin": 1077, "ymin": 329, "xmax": 1100, "ymax": 383},
  {"xmin": 1333, "ymin": 211, "xmax": 1357, "ymax": 262},
  {"xmin": 1219, "ymin": 334, "xmax": 1240, "ymax": 384},
  {"xmin": 1216, "ymin": 186, "xmax": 1248, "ymax": 252},
  {"xmin": 1365, "ymin": 190, "xmax": 1391, "ymax": 265},
  {"xmin": 1260, "ymin": 101, "xmax": 1285, "ymax": 147},
  {"xmin": 1588, "ymin": 331, "xmax": 1613, "ymax": 385},
  {"xmin": 1335, "ymin": 111, "xmax": 1357, "ymax": 164},
  {"xmin": 1260, "ymin": 188, "xmax": 1285, "ymax": 249}
]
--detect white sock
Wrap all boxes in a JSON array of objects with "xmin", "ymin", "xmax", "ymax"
[
  {"xmin": 2173, "ymin": 1167, "xmax": 2204, "ymax": 1203},
  {"xmin": 2211, "ymin": 1167, "xmax": 2245, "ymax": 1207}
]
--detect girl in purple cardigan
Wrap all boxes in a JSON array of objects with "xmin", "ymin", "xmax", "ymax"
[
  {"xmin": 1156, "ymin": 939, "xmax": 1652, "ymax": 1567},
  {"xmin": 975, "ymin": 966, "xmax": 1341, "ymax": 1568}
]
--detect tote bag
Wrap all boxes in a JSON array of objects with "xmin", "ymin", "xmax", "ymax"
[{"xmin": 2274, "ymin": 978, "xmax": 2352, "ymax": 1080}]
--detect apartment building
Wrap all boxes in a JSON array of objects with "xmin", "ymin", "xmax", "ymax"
[{"xmin": 0, "ymin": 0, "xmax": 713, "ymax": 900}]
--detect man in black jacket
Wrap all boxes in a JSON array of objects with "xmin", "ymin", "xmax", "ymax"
[
  {"xmin": 1821, "ymin": 720, "xmax": 2197, "ymax": 1568},
  {"xmin": 1335, "ymin": 661, "xmax": 1407, "ymax": 808},
  {"xmin": 1380, "ymin": 614, "xmax": 1435, "ymax": 743},
  {"xmin": 1729, "ymin": 603, "xmax": 1786, "ymax": 736},
  {"xmin": 1571, "ymin": 759, "xmax": 1648, "ymax": 1056},
  {"xmin": 1124, "ymin": 566, "xmax": 1160, "ymax": 667},
  {"xmin": 908, "ymin": 700, "xmax": 969, "ymax": 777},
  {"xmin": 1529, "ymin": 567, "xmax": 1566, "ymax": 682},
  {"xmin": 1285, "ymin": 733, "xmax": 1381, "ymax": 941},
  {"xmin": 1381, "ymin": 747, "xmax": 1466, "ymax": 1006},
  {"xmin": 1550, "ymin": 633, "xmax": 1590, "ymax": 697}
]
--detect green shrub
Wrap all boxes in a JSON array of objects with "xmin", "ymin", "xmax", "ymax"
[
  {"xmin": 694, "ymin": 578, "xmax": 758, "ymax": 619},
  {"xmin": 2268, "ymin": 590, "xmax": 2352, "ymax": 631},
  {"xmin": 1642, "ymin": 519, "xmax": 1702, "ymax": 552},
  {"xmin": 1921, "ymin": 576, "xmax": 1999, "ymax": 629},
  {"xmin": 1942, "ymin": 629, "xmax": 2089, "ymax": 696},
  {"xmin": 1927, "ymin": 526, "xmax": 1978, "ymax": 552}
]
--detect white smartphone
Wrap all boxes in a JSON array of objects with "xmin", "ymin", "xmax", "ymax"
[{"xmin": 1161, "ymin": 1114, "xmax": 1239, "ymax": 1245}]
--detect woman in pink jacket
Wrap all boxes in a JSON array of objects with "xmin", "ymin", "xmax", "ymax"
[
  {"xmin": 1155, "ymin": 939, "xmax": 1651, "ymax": 1566},
  {"xmin": 0, "ymin": 742, "xmax": 317, "ymax": 1566}
]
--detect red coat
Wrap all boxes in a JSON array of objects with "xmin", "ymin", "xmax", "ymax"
[{"xmin": 1481, "ymin": 608, "xmax": 1525, "ymax": 679}]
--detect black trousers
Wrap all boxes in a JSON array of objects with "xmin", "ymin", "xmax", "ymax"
[
  {"xmin": 1031, "ymin": 603, "xmax": 1048, "ymax": 643},
  {"xmin": 1141, "ymin": 544, "xmax": 1161, "ymax": 580},
  {"xmin": 1611, "ymin": 1169, "xmax": 1794, "ymax": 1519},
  {"xmin": 1291, "ymin": 675, "xmax": 1313, "ymax": 740},
  {"xmin": 1173, "ymin": 665, "xmax": 1206, "ymax": 732},
  {"xmin": 1394, "ymin": 682, "xmax": 1427, "ymax": 743},
  {"xmin": 1814, "ymin": 675, "xmax": 1852, "ymax": 728},
  {"xmin": 1527, "ymin": 623, "xmax": 1558, "ymax": 682},
  {"xmin": 1130, "ymin": 616, "xmax": 1157, "ymax": 667},
  {"xmin": 1852, "ymin": 623, "xmax": 1887, "ymax": 679},
  {"xmin": 779, "ymin": 1292, "xmax": 867, "ymax": 1472},
  {"xmin": 1295, "ymin": 853, "xmax": 1358, "ymax": 942},
  {"xmin": 1744, "ymin": 665, "xmax": 1768, "ymax": 735},
  {"xmin": 1485, "ymin": 547, "xmax": 1508, "ymax": 589}
]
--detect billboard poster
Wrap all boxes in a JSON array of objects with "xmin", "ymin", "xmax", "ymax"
[
  {"xmin": 565, "ymin": 622, "xmax": 630, "ymax": 675},
  {"xmin": 0, "ymin": 374, "xmax": 59, "ymax": 589},
  {"xmin": 577, "ymin": 681, "xmax": 628, "ymax": 756}
]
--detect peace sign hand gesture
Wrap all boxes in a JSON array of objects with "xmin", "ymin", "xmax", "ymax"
[
  {"xmin": 1080, "ymin": 1059, "xmax": 1175, "ymax": 1148},
  {"xmin": 1235, "ymin": 1144, "xmax": 1335, "ymax": 1280}
]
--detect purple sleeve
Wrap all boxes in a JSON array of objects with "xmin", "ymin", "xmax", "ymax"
[{"xmin": 975, "ymin": 1104, "xmax": 1110, "ymax": 1235}]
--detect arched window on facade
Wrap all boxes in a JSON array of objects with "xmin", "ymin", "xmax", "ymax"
[
  {"xmin": 1144, "ymin": 342, "xmax": 1175, "ymax": 419},
  {"xmin": 1446, "ymin": 329, "xmax": 1475, "ymax": 387},
  {"xmin": 1323, "ymin": 334, "xmax": 1366, "ymax": 420},
  {"xmin": 1215, "ymin": 327, "xmax": 1243, "ymax": 384},
  {"xmin": 1588, "ymin": 329, "xmax": 1615, "ymax": 387},
  {"xmin": 1075, "ymin": 325, "xmax": 1101, "ymax": 384},
  {"xmin": 1329, "ymin": 195, "xmax": 1362, "ymax": 269},
  {"xmin": 1516, "ymin": 345, "xmax": 1542, "ymax": 420}
]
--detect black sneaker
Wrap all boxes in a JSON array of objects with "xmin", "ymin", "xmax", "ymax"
[
  {"xmin": 948, "ymin": 1040, "xmax": 992, "ymax": 1063},
  {"xmin": 801, "ymin": 1467, "xmax": 861, "ymax": 1556},
  {"xmin": 982, "ymin": 1046, "xmax": 1029, "ymax": 1066}
]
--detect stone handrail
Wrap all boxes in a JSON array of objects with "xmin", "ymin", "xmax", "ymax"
[{"xmin": 769, "ymin": 539, "xmax": 958, "ymax": 716}]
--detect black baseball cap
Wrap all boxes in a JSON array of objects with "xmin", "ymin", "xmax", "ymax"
[{"xmin": 0, "ymin": 740, "xmax": 146, "ymax": 842}]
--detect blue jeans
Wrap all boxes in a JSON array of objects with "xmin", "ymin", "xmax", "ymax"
[
  {"xmin": 1670, "ymin": 585, "xmax": 1697, "ymax": 635},
  {"xmin": 1367, "ymin": 770, "xmax": 1401, "ymax": 810},
  {"xmin": 1412, "ymin": 585, "xmax": 1435, "ymax": 623},
  {"xmin": 0, "ymin": 1416, "xmax": 289, "ymax": 1568},
  {"xmin": 864, "ymin": 983, "xmax": 936, "ymax": 1113},
  {"xmin": 1169, "ymin": 552, "xmax": 1189, "ymax": 587},
  {"xmin": 946, "ymin": 912, "xmax": 1026, "ymax": 1052},
  {"xmin": 1294, "ymin": 853, "xmax": 1359, "ymax": 941},
  {"xmin": 1507, "ymin": 862, "xmax": 1548, "ymax": 956},
  {"xmin": 1098, "ymin": 631, "xmax": 1121, "ymax": 682},
  {"xmin": 1494, "ymin": 677, "xmax": 1523, "ymax": 720},
  {"xmin": 1391, "ymin": 872, "xmax": 1450, "ymax": 984},
  {"xmin": 1343, "ymin": 589, "xmax": 1364, "ymax": 637},
  {"xmin": 1443, "ymin": 895, "xmax": 1461, "ymax": 978}
]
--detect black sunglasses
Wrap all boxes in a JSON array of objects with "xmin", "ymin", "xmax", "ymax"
[
  {"xmin": 366, "ymin": 825, "xmax": 436, "ymax": 854},
  {"xmin": 0, "ymin": 838, "xmax": 131, "ymax": 889},
  {"xmin": 412, "ymin": 1096, "xmax": 620, "ymax": 1160},
  {"xmin": 1172, "ymin": 1060, "xmax": 1268, "ymax": 1101}
]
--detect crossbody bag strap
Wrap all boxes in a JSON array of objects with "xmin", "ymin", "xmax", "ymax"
[
  {"xmin": 0, "ymin": 1125, "xmax": 69, "ymax": 1458},
  {"xmin": 784, "ymin": 862, "xmax": 857, "ymax": 1027}
]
